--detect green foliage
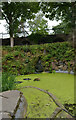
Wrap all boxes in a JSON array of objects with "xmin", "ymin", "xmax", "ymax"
[
  {"xmin": 19, "ymin": 62, "xmax": 35, "ymax": 75},
  {"xmin": 52, "ymin": 21, "xmax": 71, "ymax": 34},
  {"xmin": 2, "ymin": 42, "xmax": 74, "ymax": 75},
  {"xmin": 13, "ymin": 46, "xmax": 22, "ymax": 51},
  {"xmin": 25, "ymin": 58, "xmax": 29, "ymax": 63},
  {"xmin": 2, "ymin": 72, "xmax": 16, "ymax": 92},
  {"xmin": 45, "ymin": 62, "xmax": 49, "ymax": 67},
  {"xmin": 27, "ymin": 33, "xmax": 45, "ymax": 44},
  {"xmin": 2, "ymin": 2, "xmax": 40, "ymax": 47},
  {"xmin": 43, "ymin": 55, "xmax": 50, "ymax": 61},
  {"xmin": 28, "ymin": 12, "xmax": 49, "ymax": 35},
  {"xmin": 20, "ymin": 52, "xmax": 25, "ymax": 58},
  {"xmin": 49, "ymin": 65, "xmax": 52, "ymax": 73},
  {"xmin": 13, "ymin": 51, "xmax": 20, "ymax": 57},
  {"xmin": 41, "ymin": 2, "xmax": 76, "ymax": 31},
  {"xmin": 22, "ymin": 46, "xmax": 31, "ymax": 52},
  {"xmin": 5, "ymin": 54, "xmax": 14, "ymax": 60}
]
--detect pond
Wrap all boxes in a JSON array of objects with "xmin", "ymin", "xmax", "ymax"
[{"xmin": 16, "ymin": 72, "xmax": 74, "ymax": 118}]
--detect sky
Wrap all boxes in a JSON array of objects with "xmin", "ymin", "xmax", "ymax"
[{"xmin": 0, "ymin": 19, "xmax": 61, "ymax": 39}]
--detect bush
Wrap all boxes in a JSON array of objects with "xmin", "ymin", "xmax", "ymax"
[
  {"xmin": 20, "ymin": 53, "xmax": 25, "ymax": 58},
  {"xmin": 2, "ymin": 42, "xmax": 75, "ymax": 75},
  {"xmin": 2, "ymin": 72, "xmax": 16, "ymax": 92},
  {"xmin": 22, "ymin": 46, "xmax": 31, "ymax": 52},
  {"xmin": 49, "ymin": 65, "xmax": 52, "ymax": 73},
  {"xmin": 5, "ymin": 54, "xmax": 14, "ymax": 60},
  {"xmin": 19, "ymin": 62, "xmax": 35, "ymax": 75},
  {"xmin": 45, "ymin": 62, "xmax": 49, "ymax": 67},
  {"xmin": 13, "ymin": 51, "xmax": 20, "ymax": 57}
]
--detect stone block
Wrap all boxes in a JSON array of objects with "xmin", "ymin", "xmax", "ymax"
[{"xmin": 0, "ymin": 90, "xmax": 27, "ymax": 119}]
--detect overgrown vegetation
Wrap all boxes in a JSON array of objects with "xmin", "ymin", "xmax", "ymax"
[
  {"xmin": 16, "ymin": 72, "xmax": 74, "ymax": 118},
  {"xmin": 0, "ymin": 74, "xmax": 2, "ymax": 92},
  {"xmin": 2, "ymin": 42, "xmax": 75, "ymax": 75},
  {"xmin": 2, "ymin": 42, "xmax": 75, "ymax": 117},
  {"xmin": 2, "ymin": 72, "xmax": 16, "ymax": 92}
]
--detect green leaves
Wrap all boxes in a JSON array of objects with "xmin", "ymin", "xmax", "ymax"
[
  {"xmin": 2, "ymin": 42, "xmax": 74, "ymax": 75},
  {"xmin": 2, "ymin": 72, "xmax": 16, "ymax": 92},
  {"xmin": 2, "ymin": 2, "xmax": 40, "ymax": 46},
  {"xmin": 41, "ymin": 2, "xmax": 76, "ymax": 33},
  {"xmin": 28, "ymin": 12, "xmax": 49, "ymax": 35}
]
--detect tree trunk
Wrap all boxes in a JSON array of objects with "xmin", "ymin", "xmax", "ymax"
[
  {"xmin": 10, "ymin": 37, "xmax": 14, "ymax": 47},
  {"xmin": 9, "ymin": 15, "xmax": 14, "ymax": 47}
]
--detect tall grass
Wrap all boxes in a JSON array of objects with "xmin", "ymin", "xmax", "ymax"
[{"xmin": 2, "ymin": 72, "xmax": 16, "ymax": 92}]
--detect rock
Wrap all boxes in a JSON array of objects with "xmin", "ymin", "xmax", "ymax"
[
  {"xmin": 58, "ymin": 61, "xmax": 63, "ymax": 65},
  {"xmin": 15, "ymin": 94, "xmax": 27, "ymax": 118},
  {"xmin": 52, "ymin": 62, "xmax": 56, "ymax": 69},
  {"xmin": 62, "ymin": 65, "xmax": 67, "ymax": 71},
  {"xmin": 70, "ymin": 61, "xmax": 74, "ymax": 66},
  {"xmin": 0, "ymin": 112, "xmax": 12, "ymax": 119},
  {"xmin": 0, "ymin": 90, "xmax": 27, "ymax": 119},
  {"xmin": 35, "ymin": 57, "xmax": 43, "ymax": 73},
  {"xmin": 33, "ymin": 78, "xmax": 40, "ymax": 81},
  {"xmin": 58, "ymin": 65, "xmax": 63, "ymax": 69},
  {"xmin": 54, "ymin": 66, "xmax": 59, "ymax": 71}
]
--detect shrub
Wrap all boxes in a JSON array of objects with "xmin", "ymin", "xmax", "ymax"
[
  {"xmin": 19, "ymin": 62, "xmax": 35, "ymax": 75},
  {"xmin": 2, "ymin": 72, "xmax": 16, "ymax": 92},
  {"xmin": 20, "ymin": 52, "xmax": 25, "ymax": 58},
  {"xmin": 2, "ymin": 42, "xmax": 74, "ymax": 75},
  {"xmin": 13, "ymin": 51, "xmax": 20, "ymax": 57},
  {"xmin": 49, "ymin": 65, "xmax": 52, "ymax": 73},
  {"xmin": 42, "ymin": 55, "xmax": 50, "ymax": 61},
  {"xmin": 2, "ymin": 65, "xmax": 10, "ymax": 72},
  {"xmin": 22, "ymin": 46, "xmax": 31, "ymax": 52},
  {"xmin": 13, "ymin": 46, "xmax": 22, "ymax": 51},
  {"xmin": 45, "ymin": 62, "xmax": 49, "ymax": 67},
  {"xmin": 5, "ymin": 54, "xmax": 14, "ymax": 60},
  {"xmin": 31, "ymin": 49, "xmax": 37, "ymax": 55}
]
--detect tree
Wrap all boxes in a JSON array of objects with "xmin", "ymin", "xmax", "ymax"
[
  {"xmin": 2, "ymin": 2, "xmax": 40, "ymax": 47},
  {"xmin": 28, "ymin": 12, "xmax": 49, "ymax": 35},
  {"xmin": 0, "ymin": 3, "xmax": 2, "ymax": 20},
  {"xmin": 52, "ymin": 21, "xmax": 71, "ymax": 34},
  {"xmin": 41, "ymin": 2, "xmax": 76, "ymax": 46},
  {"xmin": 14, "ymin": 19, "xmax": 29, "ymax": 37},
  {"xmin": 41, "ymin": 2, "xmax": 76, "ymax": 74}
]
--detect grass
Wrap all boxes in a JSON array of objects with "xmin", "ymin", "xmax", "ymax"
[{"xmin": 16, "ymin": 72, "xmax": 74, "ymax": 118}]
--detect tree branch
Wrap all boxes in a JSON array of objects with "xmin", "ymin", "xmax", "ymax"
[{"xmin": 2, "ymin": 12, "xmax": 9, "ymax": 24}]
